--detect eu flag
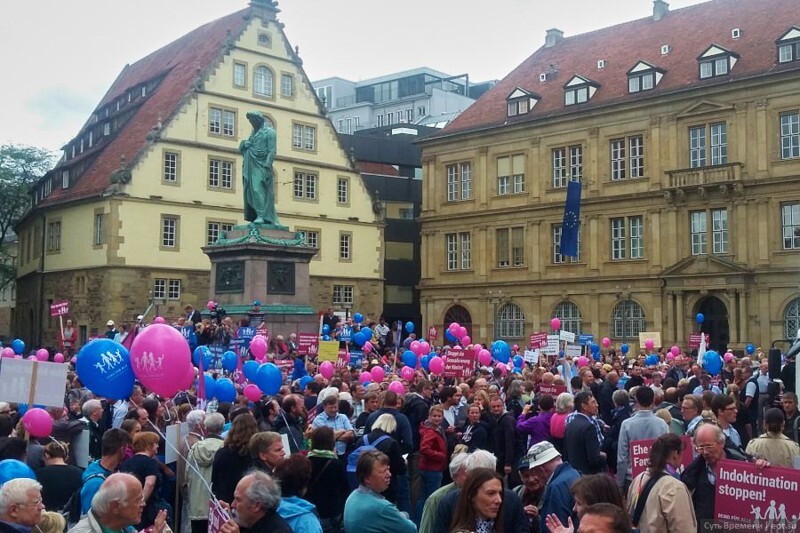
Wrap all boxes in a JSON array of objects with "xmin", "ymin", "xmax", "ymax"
[{"xmin": 561, "ymin": 180, "xmax": 582, "ymax": 257}]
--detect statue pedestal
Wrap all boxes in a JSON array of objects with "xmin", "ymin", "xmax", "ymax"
[{"xmin": 202, "ymin": 223, "xmax": 320, "ymax": 335}]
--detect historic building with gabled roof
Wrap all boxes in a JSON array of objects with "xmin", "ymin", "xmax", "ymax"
[
  {"xmin": 418, "ymin": 0, "xmax": 800, "ymax": 353},
  {"xmin": 15, "ymin": 0, "xmax": 384, "ymax": 347}
]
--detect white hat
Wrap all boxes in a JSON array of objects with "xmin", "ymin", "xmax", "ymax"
[
  {"xmin": 107, "ymin": 320, "xmax": 115, "ymax": 326},
  {"xmin": 137, "ymin": 315, "xmax": 144, "ymax": 320},
  {"xmin": 525, "ymin": 441, "xmax": 561, "ymax": 469}
]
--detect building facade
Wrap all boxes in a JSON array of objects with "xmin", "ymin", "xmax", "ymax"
[
  {"xmin": 419, "ymin": 0, "xmax": 800, "ymax": 353},
  {"xmin": 15, "ymin": 0, "xmax": 383, "ymax": 347}
]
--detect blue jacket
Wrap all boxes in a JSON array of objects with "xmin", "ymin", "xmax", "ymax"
[
  {"xmin": 539, "ymin": 462, "xmax": 581, "ymax": 533},
  {"xmin": 344, "ymin": 486, "xmax": 416, "ymax": 533},
  {"xmin": 277, "ymin": 496, "xmax": 322, "ymax": 533},
  {"xmin": 80, "ymin": 460, "xmax": 112, "ymax": 515}
]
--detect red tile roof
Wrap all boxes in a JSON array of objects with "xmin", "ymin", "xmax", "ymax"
[
  {"xmin": 39, "ymin": 9, "xmax": 250, "ymax": 207},
  {"xmin": 439, "ymin": 0, "xmax": 800, "ymax": 137}
]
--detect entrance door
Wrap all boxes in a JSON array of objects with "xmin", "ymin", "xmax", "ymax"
[{"xmin": 696, "ymin": 295, "xmax": 729, "ymax": 352}]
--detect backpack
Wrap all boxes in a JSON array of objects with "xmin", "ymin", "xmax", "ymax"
[
  {"xmin": 62, "ymin": 472, "xmax": 107, "ymax": 525},
  {"xmin": 346, "ymin": 434, "xmax": 390, "ymax": 489}
]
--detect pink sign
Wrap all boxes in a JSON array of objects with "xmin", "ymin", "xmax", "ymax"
[
  {"xmin": 428, "ymin": 326, "xmax": 437, "ymax": 342},
  {"xmin": 443, "ymin": 348, "xmax": 476, "ymax": 379},
  {"xmin": 688, "ymin": 333, "xmax": 710, "ymax": 350},
  {"xmin": 630, "ymin": 436, "xmax": 693, "ymax": 479},
  {"xmin": 530, "ymin": 332, "xmax": 548, "ymax": 349},
  {"xmin": 50, "ymin": 300, "xmax": 70, "ymax": 317},
  {"xmin": 208, "ymin": 500, "xmax": 231, "ymax": 533},
  {"xmin": 538, "ymin": 384, "xmax": 567, "ymax": 396},
  {"xmin": 715, "ymin": 459, "xmax": 800, "ymax": 529},
  {"xmin": 297, "ymin": 333, "xmax": 319, "ymax": 356}
]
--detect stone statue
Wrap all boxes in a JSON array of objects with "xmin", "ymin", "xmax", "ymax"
[{"xmin": 240, "ymin": 111, "xmax": 281, "ymax": 225}]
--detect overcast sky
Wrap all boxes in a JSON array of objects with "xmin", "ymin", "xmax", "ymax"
[{"xmin": 0, "ymin": 0, "xmax": 706, "ymax": 153}]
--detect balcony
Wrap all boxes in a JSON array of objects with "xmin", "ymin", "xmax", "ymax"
[{"xmin": 665, "ymin": 162, "xmax": 743, "ymax": 189}]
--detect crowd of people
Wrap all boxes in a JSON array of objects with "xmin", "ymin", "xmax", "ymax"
[{"xmin": 1, "ymin": 308, "xmax": 799, "ymax": 533}]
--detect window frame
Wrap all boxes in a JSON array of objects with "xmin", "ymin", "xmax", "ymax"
[
  {"xmin": 253, "ymin": 64, "xmax": 275, "ymax": 99},
  {"xmin": 552, "ymin": 224, "xmax": 581, "ymax": 264},
  {"xmin": 208, "ymin": 157, "xmax": 235, "ymax": 191},
  {"xmin": 163, "ymin": 150, "xmax": 180, "ymax": 185},
  {"xmin": 206, "ymin": 220, "xmax": 234, "ymax": 246},
  {"xmin": 336, "ymin": 177, "xmax": 350, "ymax": 206},
  {"xmin": 293, "ymin": 170, "xmax": 318, "ymax": 201},
  {"xmin": 612, "ymin": 299, "xmax": 647, "ymax": 339},
  {"xmin": 233, "ymin": 61, "xmax": 248, "ymax": 89},
  {"xmin": 160, "ymin": 215, "xmax": 180, "ymax": 252},
  {"xmin": 780, "ymin": 112, "xmax": 800, "ymax": 160},
  {"xmin": 333, "ymin": 285, "xmax": 354, "ymax": 306},
  {"xmin": 554, "ymin": 301, "xmax": 582, "ymax": 335},
  {"xmin": 47, "ymin": 220, "xmax": 62, "ymax": 253},
  {"xmin": 445, "ymin": 162, "xmax": 473, "ymax": 201},
  {"xmin": 292, "ymin": 123, "xmax": 317, "ymax": 152},
  {"xmin": 339, "ymin": 232, "xmax": 352, "ymax": 262},
  {"xmin": 209, "ymin": 106, "xmax": 237, "ymax": 138},
  {"xmin": 496, "ymin": 303, "xmax": 525, "ymax": 339},
  {"xmin": 93, "ymin": 211, "xmax": 105, "ymax": 247},
  {"xmin": 781, "ymin": 201, "xmax": 800, "ymax": 250},
  {"xmin": 281, "ymin": 72, "xmax": 294, "ymax": 98}
]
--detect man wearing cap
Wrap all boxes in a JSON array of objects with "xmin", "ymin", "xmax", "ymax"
[
  {"xmin": 105, "ymin": 320, "xmax": 117, "ymax": 339},
  {"xmin": 514, "ymin": 453, "xmax": 546, "ymax": 530},
  {"xmin": 528, "ymin": 441, "xmax": 580, "ymax": 532}
]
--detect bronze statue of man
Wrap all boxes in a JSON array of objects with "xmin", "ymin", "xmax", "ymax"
[{"xmin": 240, "ymin": 111, "xmax": 281, "ymax": 225}]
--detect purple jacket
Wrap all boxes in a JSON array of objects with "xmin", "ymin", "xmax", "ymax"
[{"xmin": 516, "ymin": 410, "xmax": 553, "ymax": 447}]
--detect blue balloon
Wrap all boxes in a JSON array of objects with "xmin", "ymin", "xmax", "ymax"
[
  {"xmin": 420, "ymin": 355, "xmax": 431, "ymax": 372},
  {"xmin": 199, "ymin": 373, "xmax": 216, "ymax": 400},
  {"xmin": 322, "ymin": 324, "xmax": 331, "ymax": 335},
  {"xmin": 402, "ymin": 351, "xmax": 417, "ymax": 368},
  {"xmin": 215, "ymin": 377, "xmax": 236, "ymax": 402},
  {"xmin": 222, "ymin": 351, "xmax": 238, "ymax": 372},
  {"xmin": 746, "ymin": 343, "xmax": 755, "ymax": 355},
  {"xmin": 256, "ymin": 363, "xmax": 282, "ymax": 395},
  {"xmin": 513, "ymin": 355, "xmax": 524, "ymax": 368},
  {"xmin": 492, "ymin": 340, "xmax": 511, "ymax": 364},
  {"xmin": 592, "ymin": 351, "xmax": 601, "ymax": 362},
  {"xmin": 620, "ymin": 344, "xmax": 630, "ymax": 354},
  {"xmin": 193, "ymin": 346, "xmax": 212, "ymax": 369},
  {"xmin": 704, "ymin": 350, "xmax": 722, "ymax": 376},
  {"xmin": 76, "ymin": 339, "xmax": 135, "ymax": 400},
  {"xmin": 243, "ymin": 360, "xmax": 259, "ymax": 381},
  {"xmin": 322, "ymin": 335, "xmax": 331, "ymax": 341},
  {"xmin": 590, "ymin": 343, "xmax": 600, "ymax": 355},
  {"xmin": 11, "ymin": 338, "xmax": 25, "ymax": 355},
  {"xmin": 353, "ymin": 331, "xmax": 367, "ymax": 347},
  {"xmin": 353, "ymin": 313, "xmax": 364, "ymax": 324},
  {"xmin": 298, "ymin": 375, "xmax": 313, "ymax": 391},
  {"xmin": 360, "ymin": 327, "xmax": 373, "ymax": 340},
  {"xmin": 445, "ymin": 329, "xmax": 457, "ymax": 343},
  {"xmin": 405, "ymin": 321, "xmax": 415, "ymax": 334},
  {"xmin": 252, "ymin": 300, "xmax": 262, "ymax": 307},
  {"xmin": 0, "ymin": 459, "xmax": 35, "ymax": 485},
  {"xmin": 696, "ymin": 313, "xmax": 705, "ymax": 324}
]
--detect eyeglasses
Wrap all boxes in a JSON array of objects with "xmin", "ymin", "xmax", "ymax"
[
  {"xmin": 18, "ymin": 499, "xmax": 43, "ymax": 507},
  {"xmin": 694, "ymin": 444, "xmax": 718, "ymax": 452}
]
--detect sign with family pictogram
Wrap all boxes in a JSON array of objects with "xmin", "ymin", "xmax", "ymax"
[{"xmin": 297, "ymin": 333, "xmax": 319, "ymax": 356}]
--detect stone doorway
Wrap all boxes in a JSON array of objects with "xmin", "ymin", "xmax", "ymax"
[{"xmin": 696, "ymin": 295, "xmax": 729, "ymax": 352}]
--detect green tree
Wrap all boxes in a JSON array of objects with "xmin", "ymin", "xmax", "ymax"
[{"xmin": 0, "ymin": 144, "xmax": 57, "ymax": 289}]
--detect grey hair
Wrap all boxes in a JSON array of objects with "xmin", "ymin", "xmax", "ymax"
[
  {"xmin": 612, "ymin": 389, "xmax": 629, "ymax": 407},
  {"xmin": 82, "ymin": 399, "xmax": 102, "ymax": 418},
  {"xmin": 186, "ymin": 410, "xmax": 206, "ymax": 430},
  {"xmin": 449, "ymin": 451, "xmax": 471, "ymax": 477},
  {"xmin": 372, "ymin": 413, "xmax": 397, "ymax": 434},
  {"xmin": 91, "ymin": 473, "xmax": 135, "ymax": 515},
  {"xmin": 243, "ymin": 471, "xmax": 281, "ymax": 512},
  {"xmin": 204, "ymin": 412, "xmax": 225, "ymax": 434},
  {"xmin": 0, "ymin": 478, "xmax": 42, "ymax": 515},
  {"xmin": 555, "ymin": 392, "xmax": 575, "ymax": 414},
  {"xmin": 465, "ymin": 449, "xmax": 497, "ymax": 471}
]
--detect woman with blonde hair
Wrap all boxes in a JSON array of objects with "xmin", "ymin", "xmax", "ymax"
[
  {"xmin": 36, "ymin": 511, "xmax": 66, "ymax": 533},
  {"xmin": 550, "ymin": 392, "xmax": 574, "ymax": 455}
]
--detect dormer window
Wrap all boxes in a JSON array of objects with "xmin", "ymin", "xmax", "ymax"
[
  {"xmin": 698, "ymin": 45, "xmax": 739, "ymax": 79},
  {"xmin": 506, "ymin": 87, "xmax": 540, "ymax": 117},
  {"xmin": 563, "ymin": 75, "xmax": 599, "ymax": 106},
  {"xmin": 61, "ymin": 170, "xmax": 69, "ymax": 189},
  {"xmin": 627, "ymin": 61, "xmax": 665, "ymax": 93},
  {"xmin": 777, "ymin": 27, "xmax": 800, "ymax": 63}
]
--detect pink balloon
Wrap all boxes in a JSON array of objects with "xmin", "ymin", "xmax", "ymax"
[
  {"xmin": 478, "ymin": 349, "xmax": 492, "ymax": 366},
  {"xmin": 320, "ymin": 361, "xmax": 335, "ymax": 380},
  {"xmin": 249, "ymin": 335, "xmax": 268, "ymax": 359},
  {"xmin": 54, "ymin": 353, "xmax": 65, "ymax": 363},
  {"xmin": 153, "ymin": 316, "xmax": 166, "ymax": 324},
  {"xmin": 360, "ymin": 371, "xmax": 372, "ymax": 384},
  {"xmin": 602, "ymin": 337, "xmax": 611, "ymax": 348},
  {"xmin": 512, "ymin": 344, "xmax": 519, "ymax": 352},
  {"xmin": 207, "ymin": 300, "xmax": 216, "ymax": 310},
  {"xmin": 458, "ymin": 326, "xmax": 468, "ymax": 340},
  {"xmin": 22, "ymin": 408, "xmax": 53, "ymax": 438},
  {"xmin": 419, "ymin": 341, "xmax": 430, "ymax": 354},
  {"xmin": 550, "ymin": 318, "xmax": 561, "ymax": 331},
  {"xmin": 36, "ymin": 348, "xmax": 49, "ymax": 361},
  {"xmin": 27, "ymin": 355, "xmax": 36, "ymax": 360},
  {"xmin": 130, "ymin": 323, "xmax": 193, "ymax": 397},
  {"xmin": 428, "ymin": 356, "xmax": 444, "ymax": 375},
  {"xmin": 666, "ymin": 353, "xmax": 676, "ymax": 361},
  {"xmin": 644, "ymin": 339, "xmax": 655, "ymax": 351},
  {"xmin": 410, "ymin": 340, "xmax": 421, "ymax": 355},
  {"xmin": 244, "ymin": 383, "xmax": 262, "ymax": 402},
  {"xmin": 179, "ymin": 365, "xmax": 195, "ymax": 390},
  {"xmin": 363, "ymin": 341, "xmax": 373, "ymax": 354},
  {"xmin": 371, "ymin": 366, "xmax": 385, "ymax": 382},
  {"xmin": 670, "ymin": 345, "xmax": 680, "ymax": 356},
  {"xmin": 448, "ymin": 322, "xmax": 460, "ymax": 335},
  {"xmin": 495, "ymin": 362, "xmax": 508, "ymax": 376},
  {"xmin": 1, "ymin": 347, "xmax": 14, "ymax": 358},
  {"xmin": 70, "ymin": 356, "xmax": 77, "ymax": 364},
  {"xmin": 577, "ymin": 356, "xmax": 589, "ymax": 368},
  {"xmin": 388, "ymin": 381, "xmax": 405, "ymax": 395},
  {"xmin": 400, "ymin": 366, "xmax": 415, "ymax": 381},
  {"xmin": 461, "ymin": 336, "xmax": 471, "ymax": 346},
  {"xmin": 724, "ymin": 352, "xmax": 734, "ymax": 362}
]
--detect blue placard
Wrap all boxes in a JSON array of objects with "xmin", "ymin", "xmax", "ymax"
[
  {"xmin": 180, "ymin": 325, "xmax": 197, "ymax": 351},
  {"xmin": 578, "ymin": 334, "xmax": 595, "ymax": 346},
  {"xmin": 339, "ymin": 325, "xmax": 353, "ymax": 343},
  {"xmin": 349, "ymin": 349, "xmax": 364, "ymax": 368},
  {"xmin": 238, "ymin": 327, "xmax": 256, "ymax": 342}
]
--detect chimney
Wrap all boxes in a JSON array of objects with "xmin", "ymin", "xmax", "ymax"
[
  {"xmin": 545, "ymin": 28, "xmax": 564, "ymax": 48},
  {"xmin": 653, "ymin": 0, "xmax": 669, "ymax": 21}
]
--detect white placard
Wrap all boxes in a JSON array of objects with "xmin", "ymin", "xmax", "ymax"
[
  {"xmin": 523, "ymin": 350, "xmax": 539, "ymax": 364},
  {"xmin": 74, "ymin": 429, "xmax": 90, "ymax": 468},
  {"xmin": 543, "ymin": 335, "xmax": 560, "ymax": 356},
  {"xmin": 564, "ymin": 344, "xmax": 583, "ymax": 358},
  {"xmin": 794, "ymin": 456, "xmax": 800, "ymax": 470},
  {"xmin": 559, "ymin": 330, "xmax": 576, "ymax": 343},
  {"xmin": 165, "ymin": 423, "xmax": 186, "ymax": 464},
  {"xmin": 281, "ymin": 433, "xmax": 291, "ymax": 456},
  {"xmin": 0, "ymin": 358, "xmax": 68, "ymax": 408}
]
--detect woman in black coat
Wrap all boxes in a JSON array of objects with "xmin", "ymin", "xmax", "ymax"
[
  {"xmin": 366, "ymin": 414, "xmax": 406, "ymax": 507},
  {"xmin": 211, "ymin": 413, "xmax": 257, "ymax": 504},
  {"xmin": 305, "ymin": 426, "xmax": 350, "ymax": 533},
  {"xmin": 460, "ymin": 404, "xmax": 490, "ymax": 452}
]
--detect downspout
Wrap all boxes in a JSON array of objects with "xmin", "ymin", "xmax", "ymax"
[{"xmin": 37, "ymin": 213, "xmax": 46, "ymax": 347}]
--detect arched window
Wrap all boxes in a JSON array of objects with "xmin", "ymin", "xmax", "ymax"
[
  {"xmin": 496, "ymin": 303, "xmax": 525, "ymax": 339},
  {"xmin": 612, "ymin": 300, "xmax": 646, "ymax": 339},
  {"xmin": 254, "ymin": 66, "xmax": 273, "ymax": 97},
  {"xmin": 554, "ymin": 301, "xmax": 581, "ymax": 334},
  {"xmin": 785, "ymin": 298, "xmax": 800, "ymax": 339}
]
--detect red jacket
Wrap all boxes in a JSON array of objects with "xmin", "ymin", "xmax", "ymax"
[{"xmin": 418, "ymin": 421, "xmax": 447, "ymax": 472}]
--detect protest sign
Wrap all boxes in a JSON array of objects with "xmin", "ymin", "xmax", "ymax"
[
  {"xmin": 689, "ymin": 333, "xmax": 710, "ymax": 350},
  {"xmin": 638, "ymin": 331, "xmax": 662, "ymax": 349},
  {"xmin": 339, "ymin": 325, "xmax": 353, "ymax": 343},
  {"xmin": 74, "ymin": 430, "xmax": 90, "ymax": 468},
  {"xmin": 564, "ymin": 344, "xmax": 582, "ymax": 358},
  {"xmin": 428, "ymin": 327, "xmax": 437, "ymax": 343},
  {"xmin": 715, "ymin": 459, "xmax": 800, "ymax": 529},
  {"xmin": 317, "ymin": 340, "xmax": 339, "ymax": 362},
  {"xmin": 530, "ymin": 332, "xmax": 548, "ymax": 349},
  {"xmin": 578, "ymin": 334, "xmax": 595, "ymax": 346},
  {"xmin": 349, "ymin": 349, "xmax": 364, "ymax": 368},
  {"xmin": 630, "ymin": 436, "xmax": 693, "ymax": 479},
  {"xmin": 208, "ymin": 500, "xmax": 232, "ymax": 533},
  {"xmin": 297, "ymin": 333, "xmax": 319, "ymax": 356},
  {"xmin": 0, "ymin": 358, "xmax": 69, "ymax": 408},
  {"xmin": 539, "ymin": 383, "xmax": 567, "ymax": 396},
  {"xmin": 238, "ymin": 326, "xmax": 256, "ymax": 344},
  {"xmin": 543, "ymin": 335, "xmax": 560, "ymax": 356},
  {"xmin": 50, "ymin": 300, "xmax": 70, "ymax": 317},
  {"xmin": 443, "ymin": 348, "xmax": 475, "ymax": 379},
  {"xmin": 523, "ymin": 350, "xmax": 539, "ymax": 364},
  {"xmin": 559, "ymin": 330, "xmax": 576, "ymax": 343},
  {"xmin": 165, "ymin": 422, "xmax": 188, "ymax": 464}
]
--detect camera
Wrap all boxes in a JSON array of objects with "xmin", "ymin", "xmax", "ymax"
[{"xmin": 209, "ymin": 303, "xmax": 227, "ymax": 325}]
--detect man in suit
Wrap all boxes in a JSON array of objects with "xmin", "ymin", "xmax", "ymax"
[
  {"xmin": 185, "ymin": 304, "xmax": 202, "ymax": 326},
  {"xmin": 563, "ymin": 391, "xmax": 606, "ymax": 475}
]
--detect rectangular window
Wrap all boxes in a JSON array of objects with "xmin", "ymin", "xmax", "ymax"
[
  {"xmin": 333, "ymin": 285, "xmax": 353, "ymax": 305},
  {"xmin": 712, "ymin": 208, "xmax": 728, "ymax": 254},
  {"xmin": 301, "ymin": 230, "xmax": 319, "ymax": 250},
  {"xmin": 445, "ymin": 162, "xmax": 472, "ymax": 201},
  {"xmin": 293, "ymin": 171, "xmax": 317, "ymax": 200},
  {"xmin": 208, "ymin": 159, "xmax": 233, "ymax": 189},
  {"xmin": 337, "ymin": 177, "xmax": 349, "ymax": 204},
  {"xmin": 779, "ymin": 42, "xmax": 800, "ymax": 63},
  {"xmin": 163, "ymin": 152, "xmax": 178, "ymax": 183},
  {"xmin": 497, "ymin": 155, "xmax": 525, "ymax": 195},
  {"xmin": 103, "ymin": 123, "xmax": 111, "ymax": 136},
  {"xmin": 161, "ymin": 217, "xmax": 177, "ymax": 248},
  {"xmin": 689, "ymin": 126, "xmax": 707, "ymax": 168},
  {"xmin": 292, "ymin": 124, "xmax": 316, "ymax": 151},
  {"xmin": 168, "ymin": 279, "xmax": 181, "ymax": 300},
  {"xmin": 553, "ymin": 148, "xmax": 567, "ymax": 188},
  {"xmin": 281, "ymin": 74, "xmax": 293, "ymax": 97},
  {"xmin": 460, "ymin": 232, "xmax": 471, "ymax": 270},
  {"xmin": 153, "ymin": 279, "xmax": 166, "ymax": 300},
  {"xmin": 710, "ymin": 122, "xmax": 728, "ymax": 165},
  {"xmin": 700, "ymin": 56, "xmax": 730, "ymax": 79},
  {"xmin": 611, "ymin": 218, "xmax": 626, "ymax": 260},
  {"xmin": 690, "ymin": 211, "xmax": 708, "ymax": 255},
  {"xmin": 339, "ymin": 233, "xmax": 351, "ymax": 260},
  {"xmin": 611, "ymin": 139, "xmax": 626, "ymax": 180},
  {"xmin": 446, "ymin": 233, "xmax": 458, "ymax": 270},
  {"xmin": 780, "ymin": 112, "xmax": 800, "ymax": 160},
  {"xmin": 629, "ymin": 216, "xmax": 644, "ymax": 259},
  {"xmin": 207, "ymin": 222, "xmax": 233, "ymax": 245},
  {"xmin": 61, "ymin": 170, "xmax": 69, "ymax": 189},
  {"xmin": 496, "ymin": 227, "xmax": 525, "ymax": 267},
  {"xmin": 570, "ymin": 146, "xmax": 583, "ymax": 182},
  {"xmin": 233, "ymin": 62, "xmax": 246, "ymax": 88},
  {"xmin": 445, "ymin": 232, "xmax": 471, "ymax": 270},
  {"xmin": 611, "ymin": 136, "xmax": 645, "ymax": 180},
  {"xmin": 47, "ymin": 221, "xmax": 61, "ymax": 252},
  {"xmin": 209, "ymin": 107, "xmax": 235, "ymax": 137},
  {"xmin": 629, "ymin": 136, "xmax": 645, "ymax": 178},
  {"xmin": 93, "ymin": 213, "xmax": 105, "ymax": 246},
  {"xmin": 553, "ymin": 225, "xmax": 581, "ymax": 264},
  {"xmin": 782, "ymin": 202, "xmax": 800, "ymax": 250}
]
